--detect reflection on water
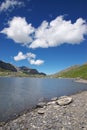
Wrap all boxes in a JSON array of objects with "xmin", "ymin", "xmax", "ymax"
[{"xmin": 0, "ymin": 77, "xmax": 87, "ymax": 122}]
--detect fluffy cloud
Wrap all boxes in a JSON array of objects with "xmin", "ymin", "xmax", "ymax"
[
  {"xmin": 1, "ymin": 16, "xmax": 87, "ymax": 48},
  {"xmin": 30, "ymin": 16, "xmax": 87, "ymax": 48},
  {"xmin": 26, "ymin": 53, "xmax": 36, "ymax": 59},
  {"xmin": 1, "ymin": 17, "xmax": 35, "ymax": 44},
  {"xmin": 0, "ymin": 0, "xmax": 24, "ymax": 12},
  {"xmin": 14, "ymin": 52, "xmax": 36, "ymax": 61},
  {"xmin": 29, "ymin": 59, "xmax": 44, "ymax": 66},
  {"xmin": 14, "ymin": 51, "xmax": 44, "ymax": 66},
  {"xmin": 14, "ymin": 52, "xmax": 26, "ymax": 61}
]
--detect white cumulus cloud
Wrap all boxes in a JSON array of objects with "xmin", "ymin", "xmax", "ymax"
[
  {"xmin": 14, "ymin": 52, "xmax": 36, "ymax": 61},
  {"xmin": 1, "ymin": 16, "xmax": 87, "ymax": 48},
  {"xmin": 14, "ymin": 51, "xmax": 44, "ymax": 66},
  {"xmin": 26, "ymin": 53, "xmax": 36, "ymax": 59},
  {"xmin": 30, "ymin": 16, "xmax": 87, "ymax": 48},
  {"xmin": 29, "ymin": 59, "xmax": 44, "ymax": 66},
  {"xmin": 14, "ymin": 52, "xmax": 26, "ymax": 61},
  {"xmin": 1, "ymin": 17, "xmax": 35, "ymax": 44},
  {"xmin": 0, "ymin": 0, "xmax": 24, "ymax": 12}
]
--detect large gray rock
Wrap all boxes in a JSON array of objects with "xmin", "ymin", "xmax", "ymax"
[
  {"xmin": 36, "ymin": 102, "xmax": 46, "ymax": 108},
  {"xmin": 56, "ymin": 96, "xmax": 73, "ymax": 106},
  {"xmin": 38, "ymin": 108, "xmax": 45, "ymax": 114},
  {"xmin": 47, "ymin": 101, "xmax": 56, "ymax": 105},
  {"xmin": 51, "ymin": 97, "xmax": 58, "ymax": 101}
]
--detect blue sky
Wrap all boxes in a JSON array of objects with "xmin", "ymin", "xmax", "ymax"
[{"xmin": 0, "ymin": 0, "xmax": 87, "ymax": 74}]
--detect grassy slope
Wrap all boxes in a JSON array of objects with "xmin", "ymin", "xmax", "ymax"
[{"xmin": 52, "ymin": 64, "xmax": 87, "ymax": 79}]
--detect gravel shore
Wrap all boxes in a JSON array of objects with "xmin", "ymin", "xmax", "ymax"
[
  {"xmin": 1, "ymin": 91, "xmax": 87, "ymax": 130},
  {"xmin": 75, "ymin": 79, "xmax": 87, "ymax": 84}
]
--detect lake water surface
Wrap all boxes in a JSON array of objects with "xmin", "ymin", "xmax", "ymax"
[{"xmin": 0, "ymin": 77, "xmax": 87, "ymax": 122}]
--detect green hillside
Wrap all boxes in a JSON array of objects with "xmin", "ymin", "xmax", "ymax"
[{"xmin": 52, "ymin": 63, "xmax": 87, "ymax": 79}]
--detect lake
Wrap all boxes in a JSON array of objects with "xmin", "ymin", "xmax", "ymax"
[{"xmin": 0, "ymin": 77, "xmax": 87, "ymax": 122}]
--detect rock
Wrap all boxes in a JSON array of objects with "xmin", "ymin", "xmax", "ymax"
[
  {"xmin": 0, "ymin": 127, "xmax": 2, "ymax": 130},
  {"xmin": 56, "ymin": 96, "xmax": 73, "ymax": 106},
  {"xmin": 0, "ymin": 122, "xmax": 5, "ymax": 126},
  {"xmin": 51, "ymin": 97, "xmax": 58, "ymax": 101},
  {"xmin": 47, "ymin": 101, "xmax": 56, "ymax": 105},
  {"xmin": 38, "ymin": 108, "xmax": 45, "ymax": 114},
  {"xmin": 36, "ymin": 102, "xmax": 46, "ymax": 108}
]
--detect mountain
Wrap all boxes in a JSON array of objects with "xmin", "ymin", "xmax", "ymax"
[
  {"xmin": 19, "ymin": 66, "xmax": 46, "ymax": 76},
  {"xmin": 52, "ymin": 63, "xmax": 87, "ymax": 79},
  {"xmin": 0, "ymin": 60, "xmax": 18, "ymax": 72},
  {"xmin": 19, "ymin": 66, "xmax": 38, "ymax": 74},
  {"xmin": 0, "ymin": 60, "xmax": 46, "ymax": 77}
]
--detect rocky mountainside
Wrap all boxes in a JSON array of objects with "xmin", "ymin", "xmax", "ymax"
[
  {"xmin": 0, "ymin": 60, "xmax": 17, "ymax": 72},
  {"xmin": 19, "ymin": 66, "xmax": 46, "ymax": 75},
  {"xmin": 0, "ymin": 60, "xmax": 46, "ymax": 76}
]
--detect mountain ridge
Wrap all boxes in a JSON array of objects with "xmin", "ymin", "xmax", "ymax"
[{"xmin": 0, "ymin": 60, "xmax": 46, "ymax": 77}]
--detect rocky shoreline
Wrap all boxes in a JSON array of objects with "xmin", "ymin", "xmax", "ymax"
[
  {"xmin": 1, "ymin": 91, "xmax": 87, "ymax": 130},
  {"xmin": 75, "ymin": 79, "xmax": 87, "ymax": 84}
]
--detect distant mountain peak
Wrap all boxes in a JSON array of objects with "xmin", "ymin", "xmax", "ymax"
[
  {"xmin": 19, "ymin": 66, "xmax": 31, "ymax": 70},
  {"xmin": 0, "ymin": 60, "xmax": 46, "ymax": 76}
]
